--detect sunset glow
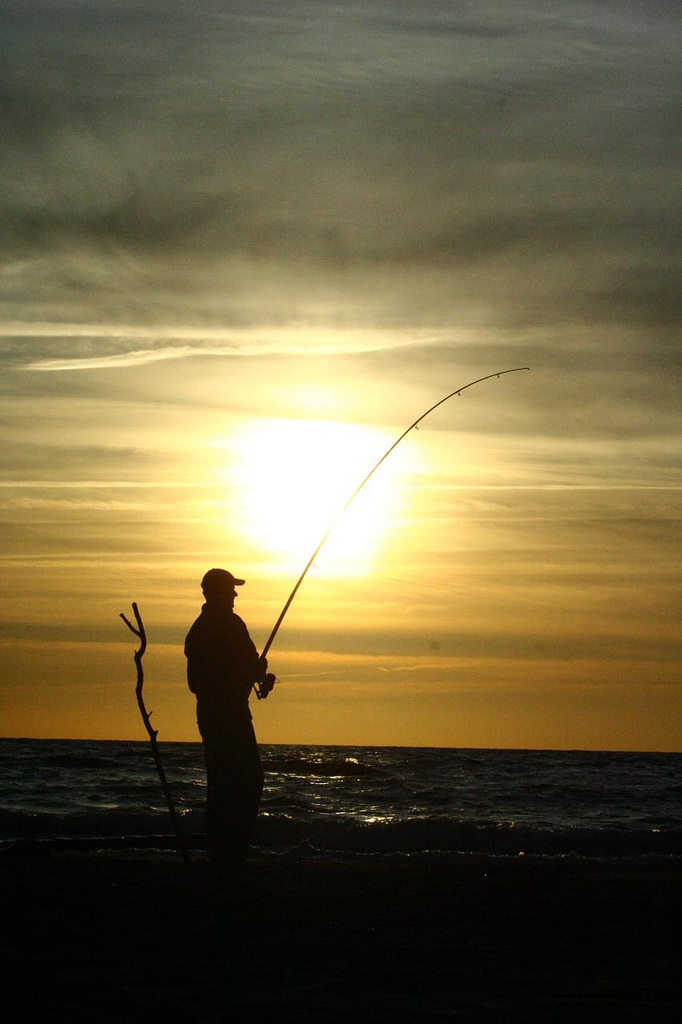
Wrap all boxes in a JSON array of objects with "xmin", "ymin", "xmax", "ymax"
[
  {"xmin": 0, "ymin": 0, "xmax": 679, "ymax": 750},
  {"xmin": 222, "ymin": 417, "xmax": 400, "ymax": 574}
]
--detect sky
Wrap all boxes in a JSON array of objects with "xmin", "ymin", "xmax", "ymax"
[{"xmin": 1, "ymin": 0, "xmax": 679, "ymax": 749}]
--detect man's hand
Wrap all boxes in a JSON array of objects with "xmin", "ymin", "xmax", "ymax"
[{"xmin": 254, "ymin": 672, "xmax": 276, "ymax": 700}]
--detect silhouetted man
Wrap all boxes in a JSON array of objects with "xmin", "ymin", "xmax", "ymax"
[{"xmin": 185, "ymin": 568, "xmax": 268, "ymax": 864}]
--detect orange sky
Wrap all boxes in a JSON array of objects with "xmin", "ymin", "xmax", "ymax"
[
  {"xmin": 1, "ymin": 1, "xmax": 679, "ymax": 750},
  {"xmin": 1, "ymin": 351, "xmax": 679, "ymax": 749}
]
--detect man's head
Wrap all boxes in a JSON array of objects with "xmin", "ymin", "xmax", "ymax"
[{"xmin": 201, "ymin": 568, "xmax": 245, "ymax": 607}]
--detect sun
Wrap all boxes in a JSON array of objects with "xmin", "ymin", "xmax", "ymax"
[{"xmin": 222, "ymin": 417, "xmax": 403, "ymax": 576}]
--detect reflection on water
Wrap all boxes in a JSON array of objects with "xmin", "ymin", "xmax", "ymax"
[{"xmin": 1, "ymin": 739, "xmax": 680, "ymax": 859}]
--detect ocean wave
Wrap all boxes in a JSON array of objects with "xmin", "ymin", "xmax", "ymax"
[
  {"xmin": 263, "ymin": 755, "xmax": 383, "ymax": 778},
  {"xmin": 255, "ymin": 815, "xmax": 682, "ymax": 859},
  {"xmin": 3, "ymin": 802, "xmax": 680, "ymax": 860},
  {"xmin": 2, "ymin": 740, "xmax": 681, "ymax": 862}
]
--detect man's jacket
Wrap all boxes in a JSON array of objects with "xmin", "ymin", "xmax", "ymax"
[{"xmin": 184, "ymin": 602, "xmax": 260, "ymax": 711}]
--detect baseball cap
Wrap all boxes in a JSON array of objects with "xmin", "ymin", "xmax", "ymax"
[{"xmin": 201, "ymin": 568, "xmax": 246, "ymax": 592}]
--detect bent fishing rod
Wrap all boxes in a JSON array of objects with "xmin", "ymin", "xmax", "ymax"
[{"xmin": 254, "ymin": 366, "xmax": 529, "ymax": 698}]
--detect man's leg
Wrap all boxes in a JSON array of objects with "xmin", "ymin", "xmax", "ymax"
[
  {"xmin": 225, "ymin": 720, "xmax": 264, "ymax": 858},
  {"xmin": 199, "ymin": 710, "xmax": 263, "ymax": 862},
  {"xmin": 201, "ymin": 735, "xmax": 232, "ymax": 861}
]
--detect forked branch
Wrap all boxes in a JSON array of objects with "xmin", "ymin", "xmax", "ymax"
[{"xmin": 120, "ymin": 602, "xmax": 189, "ymax": 866}]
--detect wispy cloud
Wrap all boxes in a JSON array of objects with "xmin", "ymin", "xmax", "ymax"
[
  {"xmin": 6, "ymin": 323, "xmax": 448, "ymax": 370},
  {"xmin": 22, "ymin": 347, "xmax": 201, "ymax": 371}
]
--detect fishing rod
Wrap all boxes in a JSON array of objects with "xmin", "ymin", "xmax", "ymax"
[{"xmin": 253, "ymin": 366, "xmax": 529, "ymax": 698}]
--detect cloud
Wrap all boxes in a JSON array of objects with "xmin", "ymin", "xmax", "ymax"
[
  {"xmin": 4, "ymin": 322, "xmax": 449, "ymax": 370},
  {"xmin": 0, "ymin": 0, "xmax": 678, "ymax": 336},
  {"xmin": 22, "ymin": 347, "xmax": 204, "ymax": 371},
  {"xmin": 1, "ymin": 0, "xmax": 679, "ymax": 451}
]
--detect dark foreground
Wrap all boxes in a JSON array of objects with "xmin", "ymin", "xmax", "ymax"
[{"xmin": 2, "ymin": 849, "xmax": 680, "ymax": 1022}]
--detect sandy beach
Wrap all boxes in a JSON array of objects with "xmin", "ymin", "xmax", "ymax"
[{"xmin": 2, "ymin": 848, "xmax": 679, "ymax": 1022}]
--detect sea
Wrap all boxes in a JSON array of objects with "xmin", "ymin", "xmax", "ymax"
[{"xmin": 1, "ymin": 738, "xmax": 680, "ymax": 863}]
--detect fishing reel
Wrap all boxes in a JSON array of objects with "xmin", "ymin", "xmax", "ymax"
[{"xmin": 254, "ymin": 672, "xmax": 277, "ymax": 700}]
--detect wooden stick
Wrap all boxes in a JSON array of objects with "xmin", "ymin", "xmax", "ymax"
[{"xmin": 120, "ymin": 602, "xmax": 190, "ymax": 866}]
